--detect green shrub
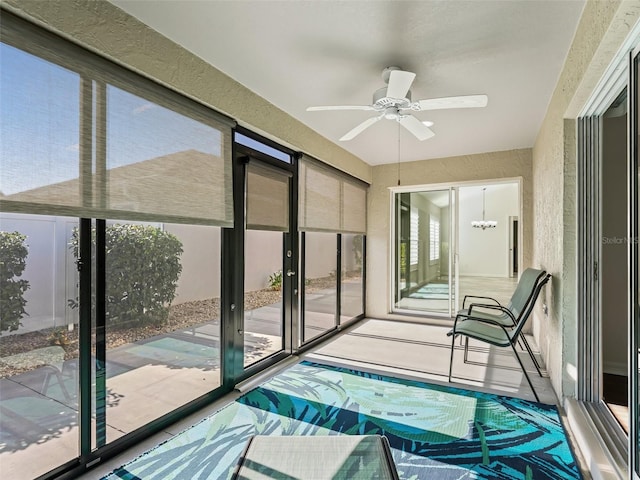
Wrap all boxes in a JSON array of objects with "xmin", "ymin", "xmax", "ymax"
[
  {"xmin": 352, "ymin": 235, "xmax": 363, "ymax": 268},
  {"xmin": 70, "ymin": 224, "xmax": 183, "ymax": 329},
  {"xmin": 268, "ymin": 270, "xmax": 282, "ymax": 291},
  {"xmin": 0, "ymin": 231, "xmax": 30, "ymax": 334}
]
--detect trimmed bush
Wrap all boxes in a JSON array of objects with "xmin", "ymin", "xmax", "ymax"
[
  {"xmin": 352, "ymin": 235, "xmax": 363, "ymax": 268},
  {"xmin": 268, "ymin": 270, "xmax": 282, "ymax": 291},
  {"xmin": 0, "ymin": 231, "xmax": 30, "ymax": 334},
  {"xmin": 70, "ymin": 224, "xmax": 183, "ymax": 329}
]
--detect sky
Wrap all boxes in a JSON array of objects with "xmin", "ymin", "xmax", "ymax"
[{"xmin": 0, "ymin": 42, "xmax": 222, "ymax": 197}]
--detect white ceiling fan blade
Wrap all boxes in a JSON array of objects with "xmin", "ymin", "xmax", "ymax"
[
  {"xmin": 340, "ymin": 116, "xmax": 382, "ymax": 141},
  {"xmin": 418, "ymin": 94, "xmax": 488, "ymax": 111},
  {"xmin": 307, "ymin": 105, "xmax": 375, "ymax": 111},
  {"xmin": 399, "ymin": 115, "xmax": 435, "ymax": 141},
  {"xmin": 386, "ymin": 70, "xmax": 416, "ymax": 99}
]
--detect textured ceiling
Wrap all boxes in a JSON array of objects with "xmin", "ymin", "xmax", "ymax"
[{"xmin": 110, "ymin": 0, "xmax": 585, "ymax": 166}]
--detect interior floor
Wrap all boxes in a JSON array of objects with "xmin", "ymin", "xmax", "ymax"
[
  {"xmin": 81, "ymin": 318, "xmax": 587, "ymax": 479},
  {"xmin": 396, "ymin": 275, "xmax": 519, "ymax": 314},
  {"xmin": 603, "ymin": 373, "xmax": 629, "ymax": 433}
]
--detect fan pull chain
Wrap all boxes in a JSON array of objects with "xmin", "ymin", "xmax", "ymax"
[{"xmin": 397, "ymin": 120, "xmax": 401, "ymax": 186}]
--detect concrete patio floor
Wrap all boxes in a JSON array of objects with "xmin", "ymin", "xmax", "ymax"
[
  {"xmin": 2, "ymin": 279, "xmax": 558, "ymax": 479},
  {"xmin": 0, "ymin": 283, "xmax": 351, "ymax": 479},
  {"xmin": 75, "ymin": 316, "xmax": 568, "ymax": 479}
]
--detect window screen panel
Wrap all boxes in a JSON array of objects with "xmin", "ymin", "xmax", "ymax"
[
  {"xmin": 299, "ymin": 160, "xmax": 341, "ymax": 232},
  {"xmin": 0, "ymin": 22, "xmax": 234, "ymax": 227},
  {"xmin": 299, "ymin": 156, "xmax": 367, "ymax": 234},
  {"xmin": 342, "ymin": 181, "xmax": 367, "ymax": 234},
  {"xmin": 246, "ymin": 162, "xmax": 290, "ymax": 231},
  {"xmin": 101, "ymin": 84, "xmax": 232, "ymax": 224},
  {"xmin": 0, "ymin": 43, "xmax": 82, "ymax": 212}
]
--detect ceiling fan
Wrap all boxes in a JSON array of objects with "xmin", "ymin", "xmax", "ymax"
[{"xmin": 306, "ymin": 67, "xmax": 488, "ymax": 141}]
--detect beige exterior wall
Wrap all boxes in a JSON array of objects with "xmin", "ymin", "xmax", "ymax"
[
  {"xmin": 164, "ymin": 224, "xmax": 222, "ymax": 305},
  {"xmin": 532, "ymin": 0, "xmax": 640, "ymax": 398},
  {"xmin": 367, "ymin": 148, "xmax": 532, "ymax": 319},
  {"xmin": 3, "ymin": 0, "xmax": 371, "ymax": 184}
]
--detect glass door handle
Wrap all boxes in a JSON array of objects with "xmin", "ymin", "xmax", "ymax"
[{"xmin": 286, "ymin": 270, "xmax": 296, "ymax": 276}]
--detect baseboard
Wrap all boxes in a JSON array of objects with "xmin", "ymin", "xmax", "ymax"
[
  {"xmin": 603, "ymin": 361, "xmax": 627, "ymax": 377},
  {"xmin": 458, "ymin": 273, "xmax": 509, "ymax": 278},
  {"xmin": 235, "ymin": 355, "xmax": 300, "ymax": 393}
]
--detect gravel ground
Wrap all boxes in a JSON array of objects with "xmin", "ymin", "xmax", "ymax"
[{"xmin": 0, "ymin": 274, "xmax": 358, "ymax": 379}]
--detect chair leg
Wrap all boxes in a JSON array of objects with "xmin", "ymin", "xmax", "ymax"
[
  {"xmin": 519, "ymin": 335, "xmax": 543, "ymax": 377},
  {"xmin": 509, "ymin": 342, "xmax": 540, "ymax": 402},
  {"xmin": 448, "ymin": 333, "xmax": 457, "ymax": 382},
  {"xmin": 41, "ymin": 365, "xmax": 72, "ymax": 402},
  {"xmin": 463, "ymin": 337, "xmax": 470, "ymax": 363}
]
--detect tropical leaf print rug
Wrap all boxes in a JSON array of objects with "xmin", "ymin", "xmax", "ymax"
[{"xmin": 104, "ymin": 361, "xmax": 582, "ymax": 480}]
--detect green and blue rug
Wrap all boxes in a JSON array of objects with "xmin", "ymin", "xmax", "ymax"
[{"xmin": 104, "ymin": 361, "xmax": 582, "ymax": 479}]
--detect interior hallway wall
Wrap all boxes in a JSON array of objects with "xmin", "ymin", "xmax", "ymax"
[
  {"xmin": 601, "ymin": 113, "xmax": 628, "ymax": 375},
  {"xmin": 367, "ymin": 148, "xmax": 532, "ymax": 319},
  {"xmin": 458, "ymin": 184, "xmax": 519, "ymax": 277}
]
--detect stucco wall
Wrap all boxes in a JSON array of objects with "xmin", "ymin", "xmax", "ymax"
[
  {"xmin": 2, "ymin": 0, "xmax": 371, "ymax": 185},
  {"xmin": 532, "ymin": 0, "xmax": 640, "ymax": 398},
  {"xmin": 367, "ymin": 148, "xmax": 532, "ymax": 318}
]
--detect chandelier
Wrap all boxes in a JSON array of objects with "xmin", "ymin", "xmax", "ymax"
[{"xmin": 471, "ymin": 187, "xmax": 497, "ymax": 230}]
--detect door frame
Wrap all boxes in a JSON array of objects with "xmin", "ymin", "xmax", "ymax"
[
  {"xmin": 227, "ymin": 128, "xmax": 298, "ymax": 386},
  {"xmin": 390, "ymin": 186, "xmax": 456, "ymax": 317},
  {"xmin": 574, "ymin": 26, "xmax": 640, "ymax": 477},
  {"xmin": 508, "ymin": 216, "xmax": 519, "ymax": 278},
  {"xmin": 389, "ymin": 177, "xmax": 523, "ymax": 318},
  {"xmin": 630, "ymin": 45, "xmax": 640, "ymax": 480}
]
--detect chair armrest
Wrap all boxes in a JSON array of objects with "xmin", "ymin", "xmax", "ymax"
[
  {"xmin": 462, "ymin": 295, "xmax": 501, "ymax": 309},
  {"xmin": 453, "ymin": 312, "xmax": 512, "ymax": 334},
  {"xmin": 468, "ymin": 303, "xmax": 517, "ymax": 325}
]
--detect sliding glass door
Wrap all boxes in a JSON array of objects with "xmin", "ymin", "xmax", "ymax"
[
  {"xmin": 393, "ymin": 183, "xmax": 522, "ymax": 318},
  {"xmin": 0, "ymin": 14, "xmax": 233, "ymax": 478},
  {"xmin": 242, "ymin": 160, "xmax": 291, "ymax": 367},
  {"xmin": 631, "ymin": 46, "xmax": 640, "ymax": 480},
  {"xmin": 578, "ymin": 46, "xmax": 640, "ymax": 480},
  {"xmin": 298, "ymin": 156, "xmax": 367, "ymax": 342},
  {"xmin": 231, "ymin": 132, "xmax": 296, "ymax": 377},
  {"xmin": 393, "ymin": 188, "xmax": 457, "ymax": 316}
]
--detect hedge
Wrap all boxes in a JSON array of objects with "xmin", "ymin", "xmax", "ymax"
[
  {"xmin": 0, "ymin": 231, "xmax": 30, "ymax": 334},
  {"xmin": 70, "ymin": 224, "xmax": 183, "ymax": 329}
]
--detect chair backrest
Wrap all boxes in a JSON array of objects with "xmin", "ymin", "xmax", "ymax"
[
  {"xmin": 509, "ymin": 273, "xmax": 551, "ymax": 343},
  {"xmin": 507, "ymin": 268, "xmax": 547, "ymax": 320}
]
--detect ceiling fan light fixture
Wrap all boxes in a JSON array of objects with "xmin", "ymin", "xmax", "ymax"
[{"xmin": 384, "ymin": 107, "xmax": 400, "ymax": 120}]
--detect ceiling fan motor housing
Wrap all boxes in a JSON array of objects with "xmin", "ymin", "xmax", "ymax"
[{"xmin": 373, "ymin": 86, "xmax": 411, "ymax": 109}]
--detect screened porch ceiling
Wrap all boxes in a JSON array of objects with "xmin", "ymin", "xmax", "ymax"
[{"xmin": 109, "ymin": 0, "xmax": 585, "ymax": 166}]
